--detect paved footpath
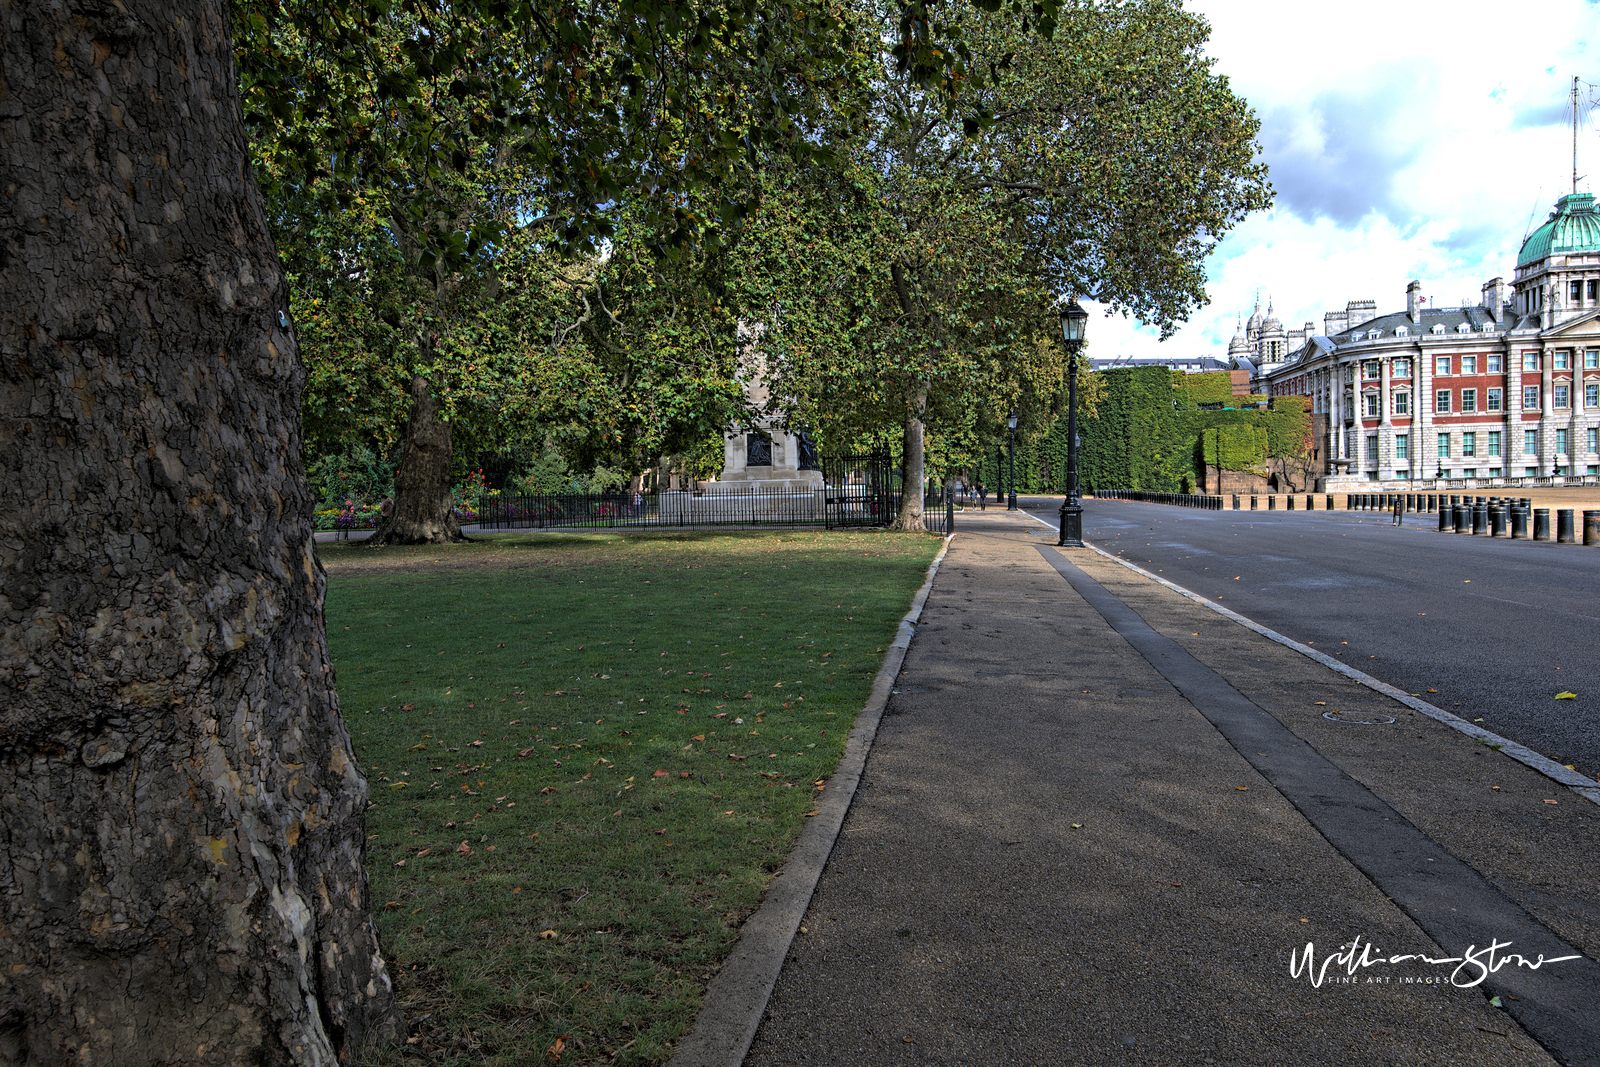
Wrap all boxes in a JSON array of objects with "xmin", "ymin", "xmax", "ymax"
[{"xmin": 734, "ymin": 512, "xmax": 1600, "ymax": 1067}]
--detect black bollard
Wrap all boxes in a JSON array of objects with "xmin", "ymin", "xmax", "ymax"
[
  {"xmin": 1438, "ymin": 506, "xmax": 1451, "ymax": 532},
  {"xmin": 1233, "ymin": 494, "xmax": 1240, "ymax": 510},
  {"xmin": 1534, "ymin": 508, "xmax": 1551, "ymax": 541},
  {"xmin": 1454, "ymin": 505, "xmax": 1469, "ymax": 534},
  {"xmin": 1268, "ymin": 495, "xmax": 1276, "ymax": 510},
  {"xmin": 1472, "ymin": 503, "xmax": 1488, "ymax": 535},
  {"xmin": 1326, "ymin": 495, "xmax": 1334, "ymax": 510},
  {"xmin": 1585, "ymin": 510, "xmax": 1600, "ymax": 545},
  {"xmin": 1558, "ymin": 509, "xmax": 1576, "ymax": 543},
  {"xmin": 1511, "ymin": 506, "xmax": 1528, "ymax": 539},
  {"xmin": 1287, "ymin": 494, "xmax": 1295, "ymax": 511},
  {"xmin": 1251, "ymin": 494, "xmax": 1257, "ymax": 510},
  {"xmin": 1491, "ymin": 505, "xmax": 1508, "ymax": 537}
]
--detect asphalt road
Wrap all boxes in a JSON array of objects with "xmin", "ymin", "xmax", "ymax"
[{"xmin": 1018, "ymin": 497, "xmax": 1600, "ymax": 780}]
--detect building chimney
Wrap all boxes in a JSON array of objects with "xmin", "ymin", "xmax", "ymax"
[
  {"xmin": 1345, "ymin": 300, "xmax": 1377, "ymax": 330},
  {"xmin": 1481, "ymin": 277, "xmax": 1505, "ymax": 323},
  {"xmin": 1324, "ymin": 310, "xmax": 1349, "ymax": 336},
  {"xmin": 1406, "ymin": 280, "xmax": 1423, "ymax": 323}
]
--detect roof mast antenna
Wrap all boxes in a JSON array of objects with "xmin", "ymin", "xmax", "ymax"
[{"xmin": 1574, "ymin": 75, "xmax": 1580, "ymax": 195}]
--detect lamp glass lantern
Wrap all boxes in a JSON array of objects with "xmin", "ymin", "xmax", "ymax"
[{"xmin": 1060, "ymin": 300, "xmax": 1088, "ymax": 346}]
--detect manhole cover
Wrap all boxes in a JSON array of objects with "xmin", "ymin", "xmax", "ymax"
[{"xmin": 1322, "ymin": 711, "xmax": 1396, "ymax": 725}]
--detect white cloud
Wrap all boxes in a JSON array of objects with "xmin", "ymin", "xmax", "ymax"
[{"xmin": 1099, "ymin": 0, "xmax": 1600, "ymax": 362}]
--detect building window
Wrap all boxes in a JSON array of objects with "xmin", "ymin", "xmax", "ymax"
[
  {"xmin": 1461, "ymin": 388, "xmax": 1478, "ymax": 412},
  {"xmin": 1393, "ymin": 358, "xmax": 1410, "ymax": 377},
  {"xmin": 1555, "ymin": 384, "xmax": 1570, "ymax": 408},
  {"xmin": 1555, "ymin": 350, "xmax": 1572, "ymax": 370},
  {"xmin": 1557, "ymin": 428, "xmax": 1570, "ymax": 454},
  {"xmin": 1462, "ymin": 431, "xmax": 1477, "ymax": 456},
  {"xmin": 1488, "ymin": 430, "xmax": 1502, "ymax": 457},
  {"xmin": 1435, "ymin": 390, "xmax": 1451, "ymax": 413},
  {"xmin": 1589, "ymin": 427, "xmax": 1598, "ymax": 453},
  {"xmin": 1524, "ymin": 385, "xmax": 1541, "ymax": 410},
  {"xmin": 1525, "ymin": 429, "xmax": 1539, "ymax": 454},
  {"xmin": 1431, "ymin": 324, "xmax": 1446, "ymax": 336},
  {"xmin": 1393, "ymin": 391, "xmax": 1410, "ymax": 415},
  {"xmin": 1488, "ymin": 354, "xmax": 1502, "ymax": 372},
  {"xmin": 1364, "ymin": 361, "xmax": 1380, "ymax": 380},
  {"xmin": 1490, "ymin": 467, "xmax": 1503, "ymax": 477},
  {"xmin": 1462, "ymin": 355, "xmax": 1477, "ymax": 374},
  {"xmin": 1571, "ymin": 281, "xmax": 1584, "ymax": 303},
  {"xmin": 1364, "ymin": 393, "xmax": 1380, "ymax": 417},
  {"xmin": 1435, "ymin": 356, "xmax": 1451, "ymax": 376},
  {"xmin": 1524, "ymin": 352, "xmax": 1540, "ymax": 372},
  {"xmin": 1436, "ymin": 433, "xmax": 1450, "ymax": 458},
  {"xmin": 1588, "ymin": 382, "xmax": 1600, "ymax": 409},
  {"xmin": 1589, "ymin": 281, "xmax": 1599, "ymax": 302},
  {"xmin": 1396, "ymin": 434, "xmax": 1409, "ymax": 460},
  {"xmin": 1586, "ymin": 350, "xmax": 1598, "ymax": 369},
  {"xmin": 1526, "ymin": 466, "xmax": 1539, "ymax": 476},
  {"xmin": 1366, "ymin": 436, "xmax": 1379, "ymax": 468},
  {"xmin": 1487, "ymin": 387, "xmax": 1503, "ymax": 411}
]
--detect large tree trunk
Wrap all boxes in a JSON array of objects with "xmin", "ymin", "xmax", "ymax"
[
  {"xmin": 0, "ymin": 2, "xmax": 402, "ymax": 1063},
  {"xmin": 368, "ymin": 374, "xmax": 465, "ymax": 545},
  {"xmin": 890, "ymin": 385, "xmax": 929, "ymax": 531}
]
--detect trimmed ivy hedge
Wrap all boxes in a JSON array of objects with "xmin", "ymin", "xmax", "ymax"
[{"xmin": 967, "ymin": 367, "xmax": 1311, "ymax": 495}]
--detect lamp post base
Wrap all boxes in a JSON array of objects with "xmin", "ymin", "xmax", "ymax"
[
  {"xmin": 1007, "ymin": 492, "xmax": 1018, "ymax": 511},
  {"xmin": 1058, "ymin": 502, "xmax": 1083, "ymax": 546}
]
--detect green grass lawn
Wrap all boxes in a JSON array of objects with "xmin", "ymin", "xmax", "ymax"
[{"xmin": 323, "ymin": 529, "xmax": 942, "ymax": 1065}]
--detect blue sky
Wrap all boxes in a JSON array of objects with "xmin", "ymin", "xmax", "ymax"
[{"xmin": 1087, "ymin": 0, "xmax": 1600, "ymax": 361}]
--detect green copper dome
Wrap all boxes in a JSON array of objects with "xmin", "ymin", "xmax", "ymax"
[{"xmin": 1518, "ymin": 193, "xmax": 1600, "ymax": 267}]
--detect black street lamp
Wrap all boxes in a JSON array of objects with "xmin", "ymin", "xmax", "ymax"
[
  {"xmin": 1006, "ymin": 410, "xmax": 1019, "ymax": 510},
  {"xmin": 1058, "ymin": 298, "xmax": 1089, "ymax": 546}
]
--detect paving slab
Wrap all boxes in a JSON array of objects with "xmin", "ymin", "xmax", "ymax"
[{"xmin": 738, "ymin": 513, "xmax": 1599, "ymax": 1067}]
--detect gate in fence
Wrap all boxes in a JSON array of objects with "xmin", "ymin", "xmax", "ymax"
[{"xmin": 822, "ymin": 449, "xmax": 903, "ymax": 529}]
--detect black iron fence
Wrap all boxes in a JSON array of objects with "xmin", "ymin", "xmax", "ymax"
[
  {"xmin": 470, "ymin": 471, "xmax": 952, "ymax": 534},
  {"xmin": 473, "ymin": 488, "xmax": 834, "ymax": 530}
]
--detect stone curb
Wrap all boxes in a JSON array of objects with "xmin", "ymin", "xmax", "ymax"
[
  {"xmin": 665, "ymin": 533, "xmax": 955, "ymax": 1067},
  {"xmin": 1019, "ymin": 511, "xmax": 1600, "ymax": 809}
]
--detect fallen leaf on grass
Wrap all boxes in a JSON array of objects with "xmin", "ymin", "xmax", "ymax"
[
  {"xmin": 384, "ymin": 901, "xmax": 401, "ymax": 910},
  {"xmin": 540, "ymin": 786, "xmax": 558, "ymax": 794},
  {"xmin": 652, "ymin": 769, "xmax": 669, "ymax": 778},
  {"xmin": 407, "ymin": 741, "xmax": 429, "ymax": 752},
  {"xmin": 387, "ymin": 781, "xmax": 408, "ymax": 790},
  {"xmin": 1544, "ymin": 799, "xmax": 1559, "ymax": 805},
  {"xmin": 415, "ymin": 848, "xmax": 430, "ymax": 857},
  {"xmin": 456, "ymin": 841, "xmax": 472, "ymax": 856},
  {"xmin": 518, "ymin": 748, "xmax": 539, "ymax": 757}
]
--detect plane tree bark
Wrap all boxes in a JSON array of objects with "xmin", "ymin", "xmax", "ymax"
[{"xmin": 0, "ymin": 1, "xmax": 401, "ymax": 1062}]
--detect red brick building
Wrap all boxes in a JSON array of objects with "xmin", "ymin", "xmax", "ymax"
[{"xmin": 1259, "ymin": 193, "xmax": 1600, "ymax": 490}]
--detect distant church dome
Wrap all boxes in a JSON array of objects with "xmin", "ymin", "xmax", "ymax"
[
  {"xmin": 1519, "ymin": 193, "xmax": 1600, "ymax": 267},
  {"xmin": 1228, "ymin": 318, "xmax": 1249, "ymax": 354},
  {"xmin": 1261, "ymin": 301, "xmax": 1282, "ymax": 333}
]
